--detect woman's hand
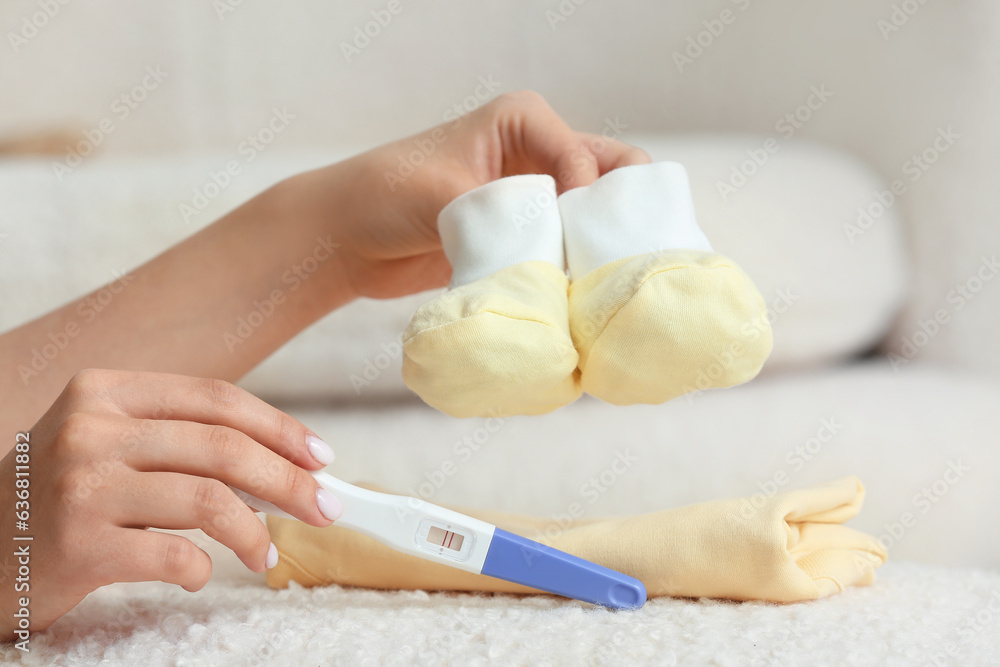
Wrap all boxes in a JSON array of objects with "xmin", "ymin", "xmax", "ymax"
[
  {"xmin": 0, "ymin": 91, "xmax": 648, "ymax": 453},
  {"xmin": 0, "ymin": 369, "xmax": 340, "ymax": 639},
  {"xmin": 285, "ymin": 90, "xmax": 652, "ymax": 300}
]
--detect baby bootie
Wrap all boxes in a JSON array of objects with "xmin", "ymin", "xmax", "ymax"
[
  {"xmin": 560, "ymin": 162, "xmax": 772, "ymax": 405},
  {"xmin": 402, "ymin": 175, "xmax": 581, "ymax": 417}
]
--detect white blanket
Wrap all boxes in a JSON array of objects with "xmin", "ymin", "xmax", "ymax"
[{"xmin": 7, "ymin": 561, "xmax": 998, "ymax": 666}]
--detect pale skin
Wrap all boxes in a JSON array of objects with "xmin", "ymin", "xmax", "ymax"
[{"xmin": 0, "ymin": 91, "xmax": 651, "ymax": 639}]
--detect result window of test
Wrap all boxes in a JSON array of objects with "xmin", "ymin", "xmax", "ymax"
[
  {"xmin": 414, "ymin": 518, "xmax": 474, "ymax": 561},
  {"xmin": 426, "ymin": 525, "xmax": 465, "ymax": 551}
]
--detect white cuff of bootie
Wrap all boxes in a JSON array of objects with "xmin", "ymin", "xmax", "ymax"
[
  {"xmin": 558, "ymin": 161, "xmax": 713, "ymax": 281},
  {"xmin": 438, "ymin": 174, "xmax": 565, "ymax": 288}
]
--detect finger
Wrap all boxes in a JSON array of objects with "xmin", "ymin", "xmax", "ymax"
[
  {"xmin": 577, "ymin": 132, "xmax": 653, "ymax": 174},
  {"xmin": 109, "ymin": 529, "xmax": 213, "ymax": 592},
  {"xmin": 114, "ymin": 416, "xmax": 336, "ymax": 527},
  {"xmin": 491, "ymin": 91, "xmax": 600, "ymax": 193},
  {"xmin": 112, "ymin": 471, "xmax": 274, "ymax": 572},
  {"xmin": 83, "ymin": 369, "xmax": 332, "ymax": 470}
]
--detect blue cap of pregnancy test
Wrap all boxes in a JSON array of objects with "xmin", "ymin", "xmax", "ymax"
[{"xmin": 480, "ymin": 529, "xmax": 647, "ymax": 609}]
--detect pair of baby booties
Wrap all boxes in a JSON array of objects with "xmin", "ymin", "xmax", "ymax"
[{"xmin": 400, "ymin": 162, "xmax": 773, "ymax": 417}]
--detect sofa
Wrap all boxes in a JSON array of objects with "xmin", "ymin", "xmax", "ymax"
[{"xmin": 2, "ymin": 0, "xmax": 998, "ymax": 664}]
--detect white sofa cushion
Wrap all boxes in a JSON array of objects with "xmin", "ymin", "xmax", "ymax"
[{"xmin": 0, "ymin": 137, "xmax": 907, "ymax": 401}]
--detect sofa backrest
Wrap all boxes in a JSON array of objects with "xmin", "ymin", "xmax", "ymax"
[
  {"xmin": 0, "ymin": 138, "xmax": 909, "ymax": 403},
  {"xmin": 2, "ymin": 0, "xmax": 997, "ymax": 375}
]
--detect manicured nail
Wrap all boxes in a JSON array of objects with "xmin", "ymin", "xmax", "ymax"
[
  {"xmin": 306, "ymin": 435, "xmax": 335, "ymax": 466},
  {"xmin": 265, "ymin": 542, "xmax": 278, "ymax": 569},
  {"xmin": 316, "ymin": 488, "xmax": 342, "ymax": 522}
]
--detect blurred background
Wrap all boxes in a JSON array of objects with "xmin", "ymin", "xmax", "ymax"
[{"xmin": 1, "ymin": 1, "xmax": 998, "ymax": 567}]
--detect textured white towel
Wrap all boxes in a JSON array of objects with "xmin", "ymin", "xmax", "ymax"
[{"xmin": 9, "ymin": 561, "xmax": 999, "ymax": 665}]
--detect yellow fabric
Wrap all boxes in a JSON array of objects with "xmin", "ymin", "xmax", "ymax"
[
  {"xmin": 402, "ymin": 260, "xmax": 581, "ymax": 418},
  {"xmin": 267, "ymin": 476, "xmax": 886, "ymax": 603},
  {"xmin": 569, "ymin": 250, "xmax": 773, "ymax": 405}
]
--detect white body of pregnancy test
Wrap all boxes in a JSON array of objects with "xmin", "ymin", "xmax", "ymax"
[{"xmin": 231, "ymin": 471, "xmax": 646, "ymax": 609}]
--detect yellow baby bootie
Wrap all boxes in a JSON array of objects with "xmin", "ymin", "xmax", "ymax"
[
  {"xmin": 560, "ymin": 162, "xmax": 772, "ymax": 405},
  {"xmin": 403, "ymin": 175, "xmax": 580, "ymax": 417}
]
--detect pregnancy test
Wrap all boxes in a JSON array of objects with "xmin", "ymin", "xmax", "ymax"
[{"xmin": 231, "ymin": 471, "xmax": 646, "ymax": 610}]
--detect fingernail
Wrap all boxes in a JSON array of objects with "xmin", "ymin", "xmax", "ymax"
[
  {"xmin": 316, "ymin": 488, "xmax": 342, "ymax": 522},
  {"xmin": 265, "ymin": 542, "xmax": 278, "ymax": 569},
  {"xmin": 306, "ymin": 435, "xmax": 335, "ymax": 466}
]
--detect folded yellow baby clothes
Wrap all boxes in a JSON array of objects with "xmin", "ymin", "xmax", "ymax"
[{"xmin": 266, "ymin": 476, "xmax": 886, "ymax": 603}]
